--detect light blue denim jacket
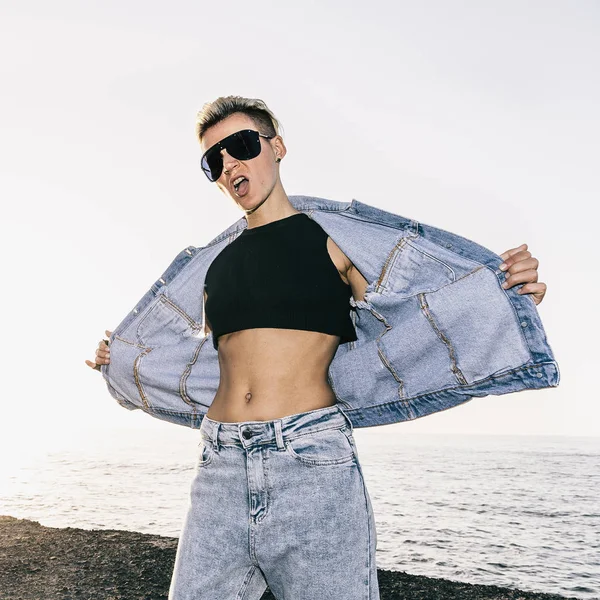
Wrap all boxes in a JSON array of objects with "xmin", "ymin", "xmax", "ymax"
[{"xmin": 101, "ymin": 195, "xmax": 560, "ymax": 429}]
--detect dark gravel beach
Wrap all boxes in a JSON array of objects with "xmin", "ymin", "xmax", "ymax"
[{"xmin": 0, "ymin": 515, "xmax": 577, "ymax": 600}]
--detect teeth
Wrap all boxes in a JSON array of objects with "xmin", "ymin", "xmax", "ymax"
[{"xmin": 233, "ymin": 176, "xmax": 245, "ymax": 187}]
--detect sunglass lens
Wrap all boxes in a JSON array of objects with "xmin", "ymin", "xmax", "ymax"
[
  {"xmin": 202, "ymin": 149, "xmax": 222, "ymax": 182},
  {"xmin": 201, "ymin": 130, "xmax": 262, "ymax": 182},
  {"xmin": 227, "ymin": 130, "xmax": 260, "ymax": 160}
]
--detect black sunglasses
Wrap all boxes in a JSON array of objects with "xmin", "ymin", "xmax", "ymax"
[{"xmin": 200, "ymin": 129, "xmax": 274, "ymax": 182}]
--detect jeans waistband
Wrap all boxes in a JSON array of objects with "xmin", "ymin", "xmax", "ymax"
[{"xmin": 200, "ymin": 404, "xmax": 354, "ymax": 451}]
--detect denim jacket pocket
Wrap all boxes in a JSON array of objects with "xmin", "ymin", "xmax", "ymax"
[
  {"xmin": 104, "ymin": 336, "xmax": 152, "ymax": 410},
  {"xmin": 136, "ymin": 295, "xmax": 202, "ymax": 347},
  {"xmin": 133, "ymin": 336, "xmax": 209, "ymax": 414},
  {"xmin": 125, "ymin": 294, "xmax": 208, "ymax": 415},
  {"xmin": 380, "ymin": 234, "xmax": 481, "ymax": 297},
  {"xmin": 284, "ymin": 427, "xmax": 355, "ymax": 466}
]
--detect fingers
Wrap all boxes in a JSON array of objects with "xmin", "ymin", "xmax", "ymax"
[
  {"xmin": 501, "ymin": 256, "xmax": 539, "ymax": 280},
  {"xmin": 86, "ymin": 331, "xmax": 112, "ymax": 372},
  {"xmin": 499, "ymin": 243, "xmax": 528, "ymax": 262},
  {"xmin": 499, "ymin": 249, "xmax": 533, "ymax": 270},
  {"xmin": 500, "ymin": 261, "xmax": 547, "ymax": 305},
  {"xmin": 95, "ymin": 339, "xmax": 111, "ymax": 363},
  {"xmin": 516, "ymin": 282, "xmax": 547, "ymax": 305},
  {"xmin": 502, "ymin": 268, "xmax": 539, "ymax": 289},
  {"xmin": 499, "ymin": 246, "xmax": 539, "ymax": 293},
  {"xmin": 498, "ymin": 244, "xmax": 545, "ymax": 305}
]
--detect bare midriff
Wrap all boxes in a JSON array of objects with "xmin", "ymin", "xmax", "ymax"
[{"xmin": 205, "ymin": 328, "xmax": 341, "ymax": 423}]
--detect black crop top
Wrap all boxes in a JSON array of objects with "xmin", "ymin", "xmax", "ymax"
[{"xmin": 204, "ymin": 212, "xmax": 358, "ymax": 350}]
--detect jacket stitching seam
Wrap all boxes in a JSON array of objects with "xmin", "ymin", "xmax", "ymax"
[
  {"xmin": 339, "ymin": 360, "xmax": 554, "ymax": 414},
  {"xmin": 133, "ymin": 349, "xmax": 152, "ymax": 409},
  {"xmin": 418, "ymin": 292, "xmax": 468, "ymax": 386},
  {"xmin": 160, "ymin": 295, "xmax": 202, "ymax": 330},
  {"xmin": 179, "ymin": 338, "xmax": 208, "ymax": 412},
  {"xmin": 405, "ymin": 239, "xmax": 457, "ymax": 279},
  {"xmin": 113, "ymin": 335, "xmax": 146, "ymax": 349}
]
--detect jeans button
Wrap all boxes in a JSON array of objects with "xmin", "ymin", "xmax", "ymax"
[{"xmin": 242, "ymin": 430, "xmax": 253, "ymax": 440}]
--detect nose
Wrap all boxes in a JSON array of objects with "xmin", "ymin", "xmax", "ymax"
[{"xmin": 221, "ymin": 148, "xmax": 239, "ymax": 175}]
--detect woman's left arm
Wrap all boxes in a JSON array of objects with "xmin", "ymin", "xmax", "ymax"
[{"xmin": 498, "ymin": 243, "xmax": 547, "ymax": 305}]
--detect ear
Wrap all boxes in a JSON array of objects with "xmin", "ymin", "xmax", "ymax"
[{"xmin": 272, "ymin": 135, "xmax": 287, "ymax": 161}]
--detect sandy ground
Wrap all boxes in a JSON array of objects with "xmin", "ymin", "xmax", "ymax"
[{"xmin": 0, "ymin": 515, "xmax": 576, "ymax": 600}]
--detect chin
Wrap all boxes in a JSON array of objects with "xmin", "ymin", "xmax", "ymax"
[{"xmin": 242, "ymin": 194, "xmax": 267, "ymax": 211}]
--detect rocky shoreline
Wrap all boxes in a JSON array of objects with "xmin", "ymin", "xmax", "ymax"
[{"xmin": 0, "ymin": 515, "xmax": 577, "ymax": 600}]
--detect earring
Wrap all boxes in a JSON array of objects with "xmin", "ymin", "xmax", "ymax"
[{"xmin": 276, "ymin": 157, "xmax": 281, "ymax": 163}]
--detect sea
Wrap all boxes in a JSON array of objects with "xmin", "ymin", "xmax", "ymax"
[{"xmin": 1, "ymin": 427, "xmax": 598, "ymax": 599}]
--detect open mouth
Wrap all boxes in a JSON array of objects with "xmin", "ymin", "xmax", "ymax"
[{"xmin": 233, "ymin": 176, "xmax": 249, "ymax": 197}]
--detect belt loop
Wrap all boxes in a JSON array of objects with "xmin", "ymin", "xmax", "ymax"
[
  {"xmin": 407, "ymin": 219, "xmax": 419, "ymax": 238},
  {"xmin": 212, "ymin": 423, "xmax": 220, "ymax": 451},
  {"xmin": 274, "ymin": 420, "xmax": 284, "ymax": 450}
]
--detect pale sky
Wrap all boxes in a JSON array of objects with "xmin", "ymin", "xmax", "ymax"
[{"xmin": 1, "ymin": 0, "xmax": 598, "ymax": 448}]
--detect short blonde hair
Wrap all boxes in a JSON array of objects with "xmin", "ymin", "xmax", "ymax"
[{"xmin": 195, "ymin": 96, "xmax": 284, "ymax": 142}]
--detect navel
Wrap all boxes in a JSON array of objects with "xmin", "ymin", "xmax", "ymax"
[{"xmin": 244, "ymin": 391, "xmax": 253, "ymax": 403}]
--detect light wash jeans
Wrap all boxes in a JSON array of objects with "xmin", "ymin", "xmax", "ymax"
[{"xmin": 168, "ymin": 404, "xmax": 379, "ymax": 600}]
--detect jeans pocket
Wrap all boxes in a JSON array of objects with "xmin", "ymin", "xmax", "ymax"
[
  {"xmin": 284, "ymin": 427, "xmax": 355, "ymax": 466},
  {"xmin": 196, "ymin": 439, "xmax": 215, "ymax": 468}
]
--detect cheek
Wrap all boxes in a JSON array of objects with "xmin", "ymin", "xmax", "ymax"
[{"xmin": 254, "ymin": 156, "xmax": 276, "ymax": 183}]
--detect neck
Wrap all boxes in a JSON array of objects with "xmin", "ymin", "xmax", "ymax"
[{"xmin": 243, "ymin": 185, "xmax": 299, "ymax": 229}]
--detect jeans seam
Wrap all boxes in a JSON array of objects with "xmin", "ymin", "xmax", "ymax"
[
  {"xmin": 236, "ymin": 564, "xmax": 260, "ymax": 600},
  {"xmin": 353, "ymin": 458, "xmax": 375, "ymax": 600},
  {"xmin": 285, "ymin": 425, "xmax": 346, "ymax": 442},
  {"xmin": 259, "ymin": 447, "xmax": 271, "ymax": 522}
]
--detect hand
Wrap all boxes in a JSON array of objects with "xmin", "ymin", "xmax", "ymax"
[
  {"xmin": 85, "ymin": 330, "xmax": 113, "ymax": 371},
  {"xmin": 498, "ymin": 244, "xmax": 546, "ymax": 305}
]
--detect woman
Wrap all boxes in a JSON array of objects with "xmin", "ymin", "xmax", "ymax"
[{"xmin": 86, "ymin": 96, "xmax": 547, "ymax": 600}]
